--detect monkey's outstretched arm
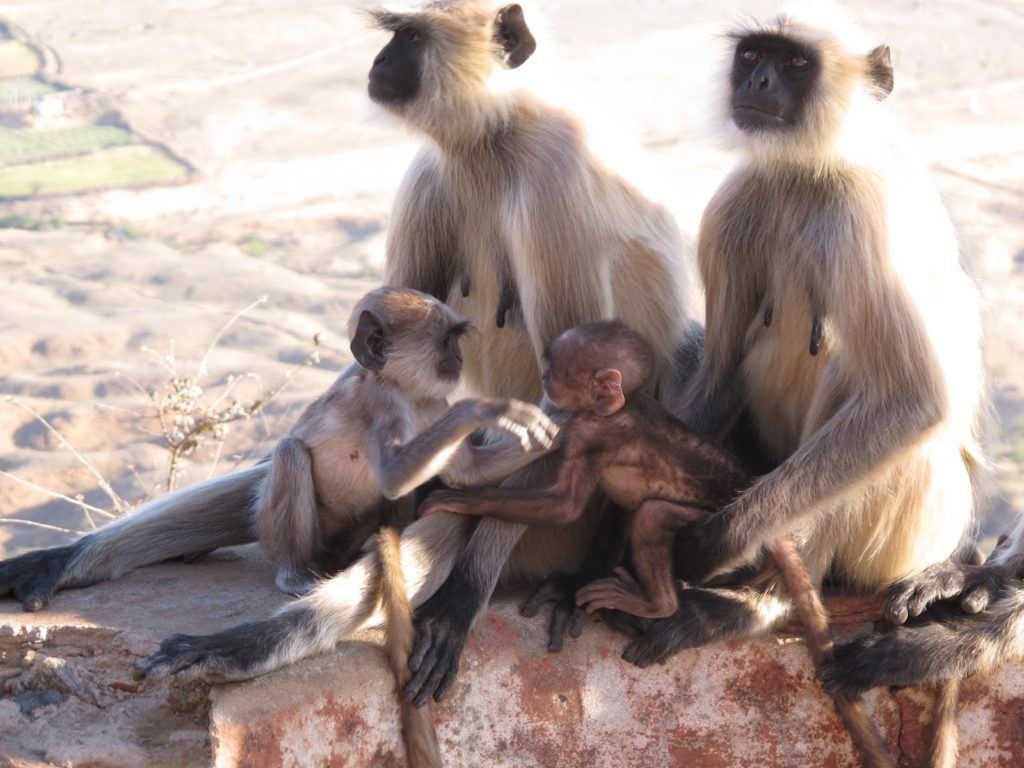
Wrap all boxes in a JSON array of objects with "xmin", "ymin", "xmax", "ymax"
[
  {"xmin": 440, "ymin": 432, "xmax": 556, "ymax": 488},
  {"xmin": 422, "ymin": 455, "xmax": 597, "ymax": 526},
  {"xmin": 369, "ymin": 399, "xmax": 556, "ymax": 500}
]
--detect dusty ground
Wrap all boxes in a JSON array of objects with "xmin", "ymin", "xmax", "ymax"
[{"xmin": 0, "ymin": 0, "xmax": 1022, "ymax": 558}]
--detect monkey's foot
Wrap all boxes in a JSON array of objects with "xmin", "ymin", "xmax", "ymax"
[
  {"xmin": 520, "ymin": 571, "xmax": 589, "ymax": 652},
  {"xmin": 575, "ymin": 568, "xmax": 673, "ymax": 619},
  {"xmin": 884, "ymin": 560, "xmax": 1014, "ymax": 625},
  {"xmin": 621, "ymin": 587, "xmax": 757, "ymax": 668},
  {"xmin": 0, "ymin": 544, "xmax": 76, "ymax": 612},
  {"xmin": 404, "ymin": 573, "xmax": 478, "ymax": 708},
  {"xmin": 133, "ymin": 614, "xmax": 305, "ymax": 683}
]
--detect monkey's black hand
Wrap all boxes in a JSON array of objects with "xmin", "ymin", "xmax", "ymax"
[
  {"xmin": 884, "ymin": 560, "xmax": 1015, "ymax": 625},
  {"xmin": 0, "ymin": 545, "xmax": 76, "ymax": 612},
  {"xmin": 621, "ymin": 587, "xmax": 747, "ymax": 668},
  {"xmin": 404, "ymin": 570, "xmax": 479, "ymax": 707},
  {"xmin": 520, "ymin": 571, "xmax": 590, "ymax": 652},
  {"xmin": 132, "ymin": 614, "xmax": 303, "ymax": 682}
]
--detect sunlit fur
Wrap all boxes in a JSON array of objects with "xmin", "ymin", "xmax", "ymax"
[
  {"xmin": 374, "ymin": 0, "xmax": 698, "ymax": 400},
  {"xmin": 348, "ymin": 287, "xmax": 466, "ymax": 401},
  {"xmin": 689, "ymin": 3, "xmax": 984, "ymax": 589},
  {"xmin": 116, "ymin": 0, "xmax": 702, "ymax": 688}
]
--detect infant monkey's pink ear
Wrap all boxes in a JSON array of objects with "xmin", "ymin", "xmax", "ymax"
[{"xmin": 591, "ymin": 368, "xmax": 625, "ymax": 416}]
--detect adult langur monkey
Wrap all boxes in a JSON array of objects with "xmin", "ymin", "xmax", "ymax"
[
  {"xmin": 619, "ymin": 2, "xmax": 985, "ymax": 679},
  {"xmin": 12, "ymin": 0, "xmax": 701, "ymax": 699}
]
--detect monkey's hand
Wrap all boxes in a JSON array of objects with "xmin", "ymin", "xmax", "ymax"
[
  {"xmin": 884, "ymin": 560, "xmax": 1016, "ymax": 625},
  {"xmin": 419, "ymin": 489, "xmax": 475, "ymax": 517},
  {"xmin": 462, "ymin": 398, "xmax": 559, "ymax": 452},
  {"xmin": 0, "ymin": 545, "xmax": 76, "ymax": 612},
  {"xmin": 404, "ymin": 570, "xmax": 478, "ymax": 708},
  {"xmin": 519, "ymin": 571, "xmax": 590, "ymax": 652}
]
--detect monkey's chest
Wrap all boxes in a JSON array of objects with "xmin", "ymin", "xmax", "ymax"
[{"xmin": 741, "ymin": 271, "xmax": 832, "ymax": 456}]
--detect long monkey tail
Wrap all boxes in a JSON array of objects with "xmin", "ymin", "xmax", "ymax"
[
  {"xmin": 768, "ymin": 537, "xmax": 896, "ymax": 768},
  {"xmin": 379, "ymin": 528, "xmax": 443, "ymax": 768}
]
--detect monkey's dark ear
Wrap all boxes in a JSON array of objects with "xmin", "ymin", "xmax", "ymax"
[
  {"xmin": 591, "ymin": 369, "xmax": 625, "ymax": 416},
  {"xmin": 351, "ymin": 310, "xmax": 389, "ymax": 371},
  {"xmin": 494, "ymin": 4, "xmax": 536, "ymax": 69},
  {"xmin": 867, "ymin": 45, "xmax": 894, "ymax": 100}
]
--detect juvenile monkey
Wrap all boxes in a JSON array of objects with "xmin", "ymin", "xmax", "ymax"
[{"xmin": 0, "ymin": 287, "xmax": 556, "ymax": 605}]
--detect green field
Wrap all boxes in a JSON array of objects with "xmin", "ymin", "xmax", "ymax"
[
  {"xmin": 0, "ymin": 76, "xmax": 55, "ymax": 105},
  {"xmin": 0, "ymin": 144, "xmax": 189, "ymax": 198},
  {"xmin": 0, "ymin": 124, "xmax": 137, "ymax": 165}
]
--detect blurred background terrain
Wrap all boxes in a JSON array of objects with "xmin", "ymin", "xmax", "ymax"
[{"xmin": 0, "ymin": 0, "xmax": 1022, "ymax": 558}]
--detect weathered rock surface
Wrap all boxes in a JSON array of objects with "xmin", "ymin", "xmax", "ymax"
[{"xmin": 1, "ymin": 547, "xmax": 1022, "ymax": 767}]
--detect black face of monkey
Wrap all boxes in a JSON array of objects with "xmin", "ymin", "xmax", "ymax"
[
  {"xmin": 731, "ymin": 34, "xmax": 820, "ymax": 131},
  {"xmin": 368, "ymin": 26, "xmax": 424, "ymax": 105},
  {"xmin": 437, "ymin": 321, "xmax": 469, "ymax": 380}
]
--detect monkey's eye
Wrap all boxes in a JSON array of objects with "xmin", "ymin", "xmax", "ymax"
[
  {"xmin": 406, "ymin": 29, "xmax": 421, "ymax": 45},
  {"xmin": 789, "ymin": 55, "xmax": 808, "ymax": 69},
  {"xmin": 741, "ymin": 49, "xmax": 759, "ymax": 64}
]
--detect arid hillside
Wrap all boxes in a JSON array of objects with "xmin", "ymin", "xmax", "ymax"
[{"xmin": 1, "ymin": 0, "xmax": 1022, "ymax": 556}]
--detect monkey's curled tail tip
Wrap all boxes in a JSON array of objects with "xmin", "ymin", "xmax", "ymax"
[{"xmin": 379, "ymin": 528, "xmax": 443, "ymax": 768}]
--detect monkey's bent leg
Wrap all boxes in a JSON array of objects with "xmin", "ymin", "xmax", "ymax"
[
  {"xmin": 577, "ymin": 500, "xmax": 706, "ymax": 619},
  {"xmin": 257, "ymin": 437, "xmax": 320, "ymax": 596},
  {"xmin": 621, "ymin": 585, "xmax": 790, "ymax": 668},
  {"xmin": 134, "ymin": 513, "xmax": 472, "ymax": 681},
  {"xmin": 0, "ymin": 465, "xmax": 266, "ymax": 612}
]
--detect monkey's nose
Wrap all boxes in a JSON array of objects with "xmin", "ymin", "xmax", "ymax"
[{"xmin": 757, "ymin": 76, "xmax": 770, "ymax": 90}]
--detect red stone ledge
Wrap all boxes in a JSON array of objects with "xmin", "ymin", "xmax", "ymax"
[{"xmin": 1, "ymin": 546, "xmax": 1021, "ymax": 767}]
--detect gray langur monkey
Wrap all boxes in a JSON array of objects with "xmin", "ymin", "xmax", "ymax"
[
  {"xmin": 0, "ymin": 287, "xmax": 556, "ymax": 607},
  {"xmin": 613, "ymin": 0, "xmax": 984, "ymax": 705},
  {"xmin": 127, "ymin": 0, "xmax": 702, "ymax": 702}
]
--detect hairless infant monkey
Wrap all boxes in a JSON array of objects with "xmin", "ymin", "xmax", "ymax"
[
  {"xmin": 421, "ymin": 320, "xmax": 744, "ymax": 619},
  {"xmin": 420, "ymin": 320, "xmax": 892, "ymax": 764}
]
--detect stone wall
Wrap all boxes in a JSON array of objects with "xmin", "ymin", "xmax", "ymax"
[{"xmin": 1, "ymin": 546, "xmax": 1021, "ymax": 767}]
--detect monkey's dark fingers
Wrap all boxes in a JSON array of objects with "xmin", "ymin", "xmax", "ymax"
[
  {"xmin": 431, "ymin": 648, "xmax": 461, "ymax": 704},
  {"xmin": 546, "ymin": 603, "xmax": 571, "ymax": 652},
  {"xmin": 520, "ymin": 572, "xmax": 571, "ymax": 617},
  {"xmin": 960, "ymin": 585, "xmax": 994, "ymax": 614},
  {"xmin": 131, "ymin": 634, "xmax": 207, "ymax": 680},
  {"xmin": 621, "ymin": 614, "xmax": 697, "ymax": 669},
  {"xmin": 13, "ymin": 581, "xmax": 56, "ymax": 613},
  {"xmin": 0, "ymin": 546, "xmax": 74, "ymax": 611},
  {"xmin": 568, "ymin": 606, "xmax": 589, "ymax": 639},
  {"xmin": 408, "ymin": 623, "xmax": 434, "ymax": 673},
  {"xmin": 884, "ymin": 562, "xmax": 964, "ymax": 624},
  {"xmin": 598, "ymin": 610, "xmax": 650, "ymax": 639}
]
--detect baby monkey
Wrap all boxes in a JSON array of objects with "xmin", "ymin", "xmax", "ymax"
[
  {"xmin": 422, "ymin": 320, "xmax": 893, "ymax": 764},
  {"xmin": 421, "ymin": 320, "xmax": 744, "ymax": 619}
]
